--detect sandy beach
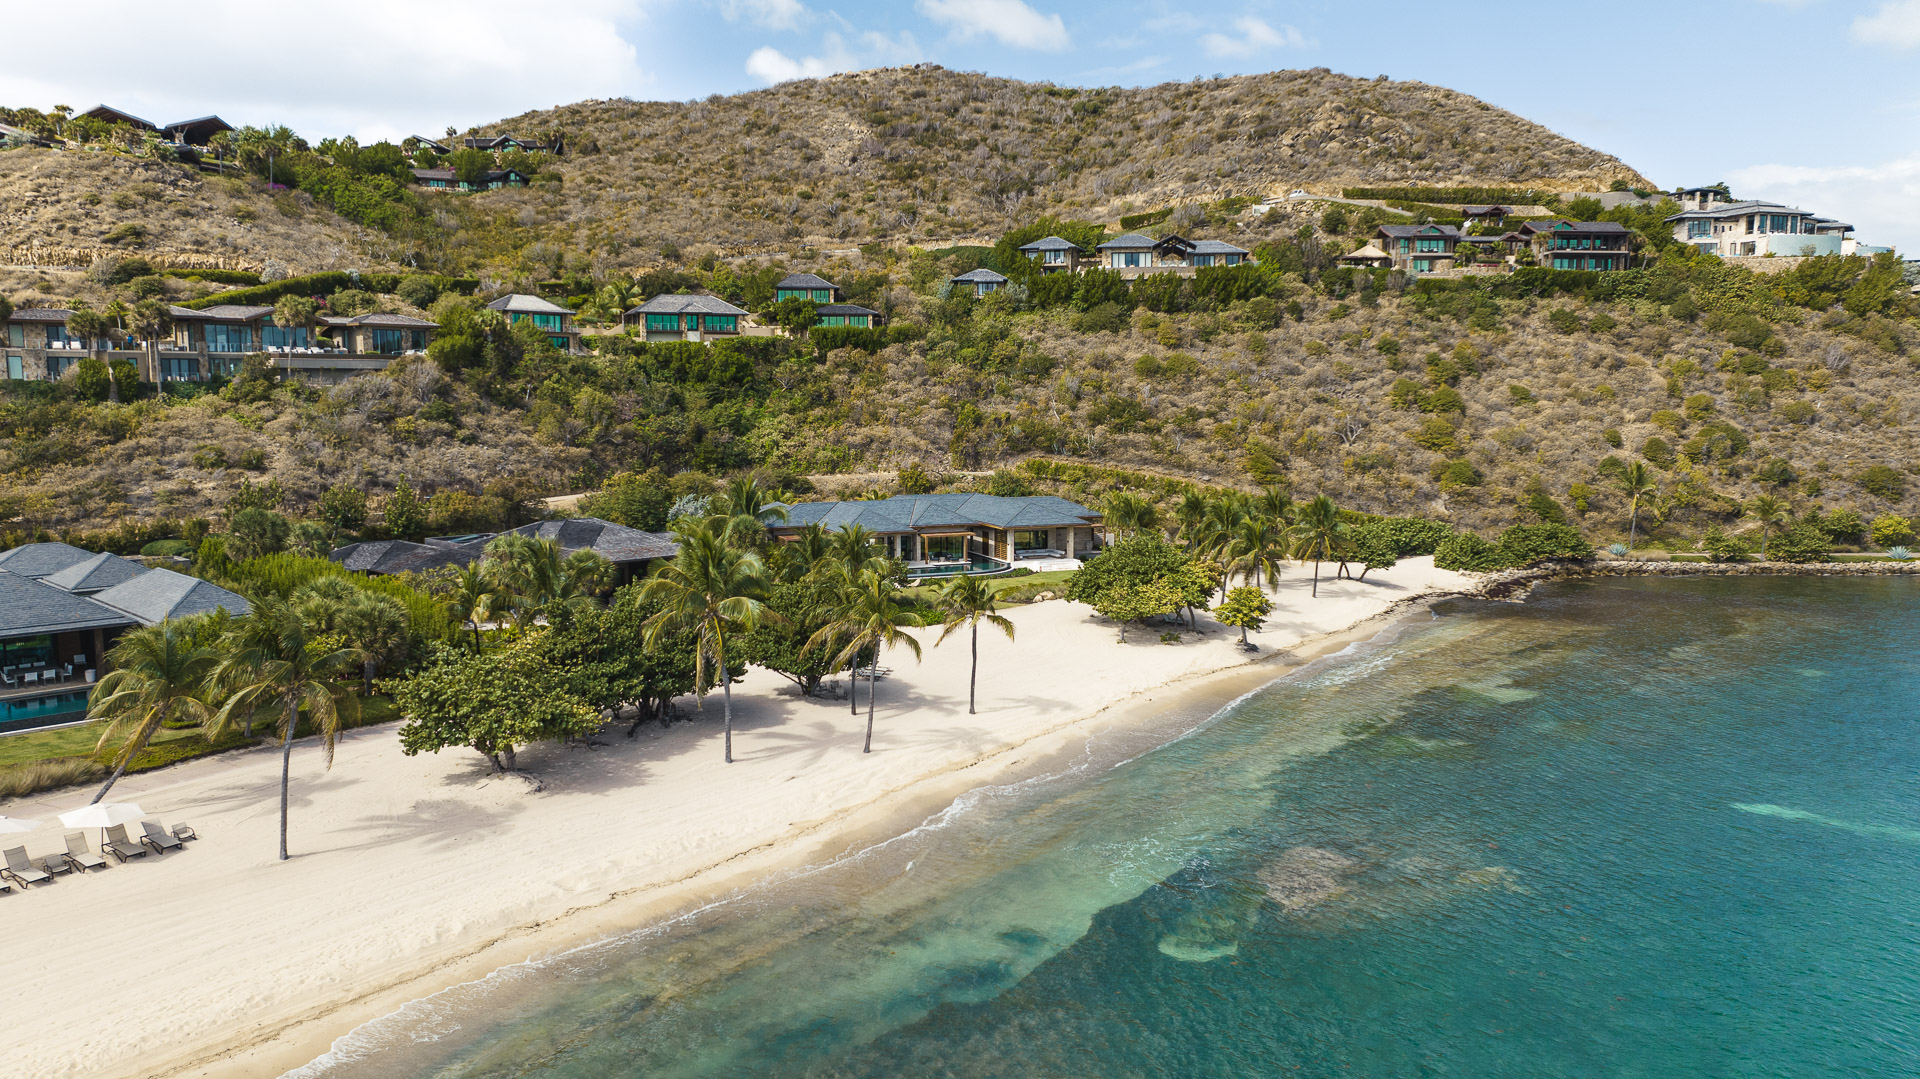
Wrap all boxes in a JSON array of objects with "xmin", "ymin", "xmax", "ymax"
[{"xmin": 2, "ymin": 558, "xmax": 1473, "ymax": 1079}]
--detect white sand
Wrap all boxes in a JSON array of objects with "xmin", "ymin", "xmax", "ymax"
[{"xmin": 1, "ymin": 558, "xmax": 1473, "ymax": 1079}]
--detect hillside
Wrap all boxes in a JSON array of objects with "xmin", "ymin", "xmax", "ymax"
[
  {"xmin": 0, "ymin": 150, "xmax": 400, "ymax": 305},
  {"xmin": 440, "ymin": 66, "xmax": 1648, "ymax": 272}
]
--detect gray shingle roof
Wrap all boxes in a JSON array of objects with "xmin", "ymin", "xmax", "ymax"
[
  {"xmin": 776, "ymin": 273, "xmax": 837, "ymax": 291},
  {"xmin": 0, "ymin": 570, "xmax": 136, "ymax": 638},
  {"xmin": 1378, "ymin": 224, "xmax": 1463, "ymax": 239},
  {"xmin": 627, "ymin": 294, "xmax": 750, "ymax": 316},
  {"xmin": 1096, "ymin": 233, "xmax": 1159, "ymax": 249},
  {"xmin": 502, "ymin": 519, "xmax": 679, "ymax": 563},
  {"xmin": 815, "ymin": 304, "xmax": 879, "ymax": 317},
  {"xmin": 1019, "ymin": 236, "xmax": 1083, "ymax": 252},
  {"xmin": 775, "ymin": 494, "xmax": 1100, "ymax": 535},
  {"xmin": 1521, "ymin": 220, "xmax": 1632, "ymax": 235},
  {"xmin": 329, "ymin": 539, "xmax": 481, "ymax": 575},
  {"xmin": 0, "ymin": 542, "xmax": 96, "ymax": 580},
  {"xmin": 485, "ymin": 294, "xmax": 574, "ymax": 315},
  {"xmin": 1189, "ymin": 239, "xmax": 1250, "ymax": 255},
  {"xmin": 339, "ymin": 313, "xmax": 439, "ymax": 327},
  {"xmin": 7, "ymin": 308, "xmax": 74, "ymax": 322},
  {"xmin": 950, "ymin": 269, "xmax": 1008, "ymax": 284},
  {"xmin": 171, "ymin": 305, "xmax": 275, "ymax": 321},
  {"xmin": 42, "ymin": 552, "xmax": 147, "ymax": 595},
  {"xmin": 92, "ymin": 569, "xmax": 251, "ymax": 625},
  {"xmin": 1663, "ymin": 200, "xmax": 1801, "ymax": 223}
]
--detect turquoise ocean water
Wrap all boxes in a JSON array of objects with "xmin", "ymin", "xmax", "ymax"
[{"xmin": 294, "ymin": 577, "xmax": 1920, "ymax": 1078}]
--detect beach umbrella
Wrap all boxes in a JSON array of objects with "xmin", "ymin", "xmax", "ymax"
[
  {"xmin": 0, "ymin": 816, "xmax": 38, "ymax": 835},
  {"xmin": 58, "ymin": 802, "xmax": 145, "ymax": 830}
]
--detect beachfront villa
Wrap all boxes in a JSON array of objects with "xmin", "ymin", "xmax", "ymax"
[
  {"xmin": 0, "ymin": 542, "xmax": 251, "ymax": 733},
  {"xmin": 768, "ymin": 493, "xmax": 1103, "ymax": 578},
  {"xmin": 332, "ymin": 517, "xmax": 680, "ymax": 587}
]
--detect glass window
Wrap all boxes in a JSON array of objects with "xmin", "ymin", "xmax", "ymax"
[
  {"xmin": 369, "ymin": 329, "xmax": 406, "ymax": 354},
  {"xmin": 529, "ymin": 313, "xmax": 563, "ymax": 331},
  {"xmin": 1192, "ymin": 254, "xmax": 1214, "ymax": 267},
  {"xmin": 923, "ymin": 535, "xmax": 967, "ymax": 562},
  {"xmin": 5, "ymin": 324, "xmax": 21, "ymax": 347},
  {"xmin": 45, "ymin": 325, "xmax": 71, "ymax": 347},
  {"xmin": 6, "ymin": 355, "xmax": 20, "ymax": 380},
  {"xmin": 204, "ymin": 324, "xmax": 253, "ymax": 352},
  {"xmin": 1044, "ymin": 251, "xmax": 1064, "ymax": 264},
  {"xmin": 548, "ymin": 336, "xmax": 568, "ymax": 350},
  {"xmin": 811, "ymin": 289, "xmax": 831, "ymax": 302},
  {"xmin": 160, "ymin": 355, "xmax": 199, "ymax": 380},
  {"xmin": 1224, "ymin": 254, "xmax": 1243, "ymax": 265},
  {"xmin": 1013, "ymin": 529, "xmax": 1050, "ymax": 552},
  {"xmin": 1687, "ymin": 220, "xmax": 1710, "ymax": 238},
  {"xmin": 646, "ymin": 314, "xmax": 680, "ymax": 332},
  {"xmin": 46, "ymin": 356, "xmax": 75, "ymax": 379},
  {"xmin": 260, "ymin": 326, "xmax": 309, "ymax": 349}
]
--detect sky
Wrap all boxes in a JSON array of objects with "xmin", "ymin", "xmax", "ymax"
[{"xmin": 3, "ymin": 0, "xmax": 1916, "ymax": 252}]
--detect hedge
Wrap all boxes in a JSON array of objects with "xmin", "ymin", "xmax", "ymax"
[
  {"xmin": 168, "ymin": 268, "xmax": 262, "ymax": 286},
  {"xmin": 1342, "ymin": 186, "xmax": 1553, "ymax": 205},
  {"xmin": 1119, "ymin": 208, "xmax": 1173, "ymax": 230},
  {"xmin": 177, "ymin": 272, "xmax": 479, "ymax": 310},
  {"xmin": 808, "ymin": 325, "xmax": 889, "ymax": 353}
]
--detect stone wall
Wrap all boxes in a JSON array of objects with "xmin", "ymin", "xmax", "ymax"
[{"xmin": 0, "ymin": 242, "xmax": 260, "ymax": 273}]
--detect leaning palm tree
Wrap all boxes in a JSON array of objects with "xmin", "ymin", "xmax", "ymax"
[
  {"xmin": 1225, "ymin": 516, "xmax": 1288, "ymax": 589},
  {"xmin": 1745, "ymin": 494, "xmax": 1791, "ymax": 561},
  {"xmin": 446, "ymin": 563, "xmax": 498, "ymax": 650},
  {"xmin": 1173, "ymin": 491, "xmax": 1212, "ymax": 549},
  {"xmin": 934, "ymin": 574, "xmax": 1015, "ymax": 715},
  {"xmin": 1289, "ymin": 494, "xmax": 1349, "ymax": 597},
  {"xmin": 1616, "ymin": 462, "xmax": 1659, "ymax": 552},
  {"xmin": 85, "ymin": 621, "xmax": 217, "ymax": 804},
  {"xmin": 639, "ymin": 520, "xmax": 772, "ymax": 763},
  {"xmin": 809, "ymin": 568, "xmax": 924, "ymax": 753},
  {"xmin": 1191, "ymin": 492, "xmax": 1250, "ymax": 564},
  {"xmin": 208, "ymin": 600, "xmax": 363, "ymax": 861}
]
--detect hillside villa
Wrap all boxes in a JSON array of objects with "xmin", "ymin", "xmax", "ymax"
[
  {"xmin": 485, "ymin": 294, "xmax": 582, "ymax": 353},
  {"xmin": 1520, "ymin": 220, "xmax": 1635, "ymax": 271},
  {"xmin": 332, "ymin": 518, "xmax": 678, "ymax": 587},
  {"xmin": 769, "ymin": 493, "xmax": 1104, "ymax": 578},
  {"xmin": 1018, "ymin": 236, "xmax": 1088, "ymax": 274},
  {"xmin": 1663, "ymin": 200, "xmax": 1882, "ymax": 258},
  {"xmin": 79, "ymin": 105, "xmax": 234, "ymax": 147},
  {"xmin": 462, "ymin": 134, "xmax": 563, "ymax": 154},
  {"xmin": 950, "ymin": 268, "xmax": 1008, "ymax": 297},
  {"xmin": 1374, "ymin": 224, "xmax": 1461, "ymax": 273},
  {"xmin": 0, "ymin": 542, "xmax": 251, "ymax": 734},
  {"xmin": 625, "ymin": 295, "xmax": 749, "ymax": 342},
  {"xmin": 774, "ymin": 273, "xmax": 841, "ymax": 303},
  {"xmin": 1094, "ymin": 233, "xmax": 1251, "ymax": 277},
  {"xmin": 410, "ymin": 167, "xmax": 529, "ymax": 192},
  {"xmin": 3, "ymin": 304, "xmax": 439, "ymax": 386}
]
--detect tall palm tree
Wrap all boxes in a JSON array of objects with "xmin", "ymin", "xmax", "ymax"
[
  {"xmin": 934, "ymin": 574, "xmax": 1015, "ymax": 715},
  {"xmin": 1102, "ymin": 491, "xmax": 1159, "ymax": 542},
  {"xmin": 484, "ymin": 535, "xmax": 611, "ymax": 626},
  {"xmin": 1289, "ymin": 494, "xmax": 1349, "ymax": 597},
  {"xmin": 208, "ymin": 601, "xmax": 363, "ymax": 861},
  {"xmin": 1225, "ymin": 516, "xmax": 1288, "ymax": 589},
  {"xmin": 774, "ymin": 522, "xmax": 833, "ymax": 582},
  {"xmin": 1192, "ymin": 493, "xmax": 1249, "ymax": 564},
  {"xmin": 338, "ymin": 591, "xmax": 409, "ymax": 696},
  {"xmin": 1616, "ymin": 462, "xmax": 1659, "ymax": 552},
  {"xmin": 717, "ymin": 474, "xmax": 790, "ymax": 541},
  {"xmin": 809, "ymin": 569, "xmax": 924, "ymax": 753},
  {"xmin": 85, "ymin": 622, "xmax": 217, "ymax": 804},
  {"xmin": 446, "ymin": 563, "xmax": 498, "ymax": 651},
  {"xmin": 1746, "ymin": 493, "xmax": 1792, "ymax": 561},
  {"xmin": 1173, "ymin": 491, "xmax": 1212, "ymax": 549},
  {"xmin": 291, "ymin": 575, "xmax": 359, "ymax": 633},
  {"xmin": 639, "ymin": 520, "xmax": 772, "ymax": 763},
  {"xmin": 273, "ymin": 294, "xmax": 321, "ymax": 356},
  {"xmin": 1253, "ymin": 487, "xmax": 1294, "ymax": 527},
  {"xmin": 820, "ymin": 523, "xmax": 890, "ymax": 711}
]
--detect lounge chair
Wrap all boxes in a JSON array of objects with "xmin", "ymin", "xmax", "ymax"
[
  {"xmin": 1, "ymin": 846, "xmax": 50, "ymax": 888},
  {"xmin": 170, "ymin": 823, "xmax": 197, "ymax": 842},
  {"xmin": 102, "ymin": 824, "xmax": 147, "ymax": 862},
  {"xmin": 140, "ymin": 821, "xmax": 184, "ymax": 853},
  {"xmin": 38, "ymin": 850, "xmax": 75, "ymax": 876},
  {"xmin": 63, "ymin": 833, "xmax": 107, "ymax": 872}
]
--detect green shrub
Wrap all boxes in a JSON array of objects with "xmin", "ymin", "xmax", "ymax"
[
  {"xmin": 1814, "ymin": 508, "xmax": 1865, "ymax": 544},
  {"xmin": 1770, "ymin": 522, "xmax": 1833, "ymax": 563},
  {"xmin": 1119, "ymin": 208, "xmax": 1174, "ymax": 230},
  {"xmin": 1360, "ymin": 517, "xmax": 1453, "ymax": 556},
  {"xmin": 1871, "ymin": 514, "xmax": 1916, "ymax": 547},
  {"xmin": 1436, "ymin": 459, "xmax": 1483, "ymax": 488},
  {"xmin": 1497, "ymin": 522, "xmax": 1593, "ymax": 565},
  {"xmin": 1640, "ymin": 436, "xmax": 1676, "ymax": 468},
  {"xmin": 1433, "ymin": 531, "xmax": 1505, "ymax": 571},
  {"xmin": 1602, "ymin": 428, "xmax": 1623, "ymax": 448},
  {"xmin": 1548, "ymin": 308, "xmax": 1583, "ymax": 334},
  {"xmin": 1683, "ymin": 393, "xmax": 1715, "ymax": 422},
  {"xmin": 1701, "ymin": 526, "xmax": 1748, "ymax": 563},
  {"xmin": 1857, "ymin": 465, "xmax": 1906, "ymax": 500}
]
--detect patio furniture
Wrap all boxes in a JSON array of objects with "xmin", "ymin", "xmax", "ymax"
[
  {"xmin": 38, "ymin": 850, "xmax": 75, "ymax": 876},
  {"xmin": 101, "ymin": 824, "xmax": 147, "ymax": 862},
  {"xmin": 1, "ymin": 846, "xmax": 50, "ymax": 888},
  {"xmin": 63, "ymin": 833, "xmax": 107, "ymax": 872},
  {"xmin": 72, "ymin": 654, "xmax": 84, "ymax": 666},
  {"xmin": 170, "ymin": 823, "xmax": 198, "ymax": 842},
  {"xmin": 140, "ymin": 821, "xmax": 183, "ymax": 854},
  {"xmin": 86, "ymin": 669, "xmax": 96, "ymax": 683},
  {"xmin": 1, "ymin": 671, "xmax": 14, "ymax": 688},
  {"xmin": 23, "ymin": 671, "xmax": 37, "ymax": 686}
]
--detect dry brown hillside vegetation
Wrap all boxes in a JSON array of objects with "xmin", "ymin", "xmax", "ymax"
[
  {"xmin": 447, "ymin": 66, "xmax": 1646, "ymax": 271},
  {"xmin": 0, "ymin": 149, "xmax": 400, "ymax": 297}
]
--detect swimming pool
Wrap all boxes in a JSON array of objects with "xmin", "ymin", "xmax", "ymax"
[{"xmin": 0, "ymin": 689, "xmax": 91, "ymax": 735}]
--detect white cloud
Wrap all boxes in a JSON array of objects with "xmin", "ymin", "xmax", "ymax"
[
  {"xmin": 915, "ymin": 0, "xmax": 1070, "ymax": 51},
  {"xmin": 745, "ymin": 31, "xmax": 922, "ymax": 85},
  {"xmin": 0, "ymin": 0, "xmax": 654, "ymax": 144},
  {"xmin": 1199, "ymin": 16, "xmax": 1310, "ymax": 58},
  {"xmin": 1727, "ymin": 154, "xmax": 1920, "ymax": 254},
  {"xmin": 1853, "ymin": 0, "xmax": 1920, "ymax": 47},
  {"xmin": 719, "ymin": 0, "xmax": 807, "ymax": 31}
]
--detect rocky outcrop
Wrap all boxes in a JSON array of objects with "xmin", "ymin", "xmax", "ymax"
[{"xmin": 1475, "ymin": 558, "xmax": 1920, "ymax": 600}]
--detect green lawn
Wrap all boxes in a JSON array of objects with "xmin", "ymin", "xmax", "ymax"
[{"xmin": 991, "ymin": 569, "xmax": 1077, "ymax": 595}]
